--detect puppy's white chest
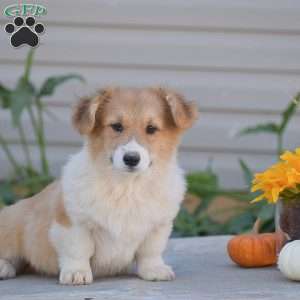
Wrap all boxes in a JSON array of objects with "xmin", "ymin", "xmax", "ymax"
[
  {"xmin": 90, "ymin": 194, "xmax": 168, "ymax": 276},
  {"xmin": 90, "ymin": 190, "xmax": 169, "ymax": 238},
  {"xmin": 63, "ymin": 156, "xmax": 185, "ymax": 277}
]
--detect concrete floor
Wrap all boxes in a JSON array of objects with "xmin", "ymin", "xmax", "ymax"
[{"xmin": 0, "ymin": 236, "xmax": 297, "ymax": 300}]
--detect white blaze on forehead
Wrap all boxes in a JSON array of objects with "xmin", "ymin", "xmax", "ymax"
[{"xmin": 112, "ymin": 139, "xmax": 151, "ymax": 172}]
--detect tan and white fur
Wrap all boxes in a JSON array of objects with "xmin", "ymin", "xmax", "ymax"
[{"xmin": 0, "ymin": 87, "xmax": 198, "ymax": 285}]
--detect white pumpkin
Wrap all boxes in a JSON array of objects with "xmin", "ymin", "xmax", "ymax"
[{"xmin": 278, "ymin": 240, "xmax": 300, "ymax": 281}]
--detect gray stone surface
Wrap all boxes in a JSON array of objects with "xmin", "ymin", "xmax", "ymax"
[{"xmin": 0, "ymin": 236, "xmax": 298, "ymax": 300}]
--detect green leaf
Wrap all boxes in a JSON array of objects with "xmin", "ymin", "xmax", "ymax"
[
  {"xmin": 257, "ymin": 205, "xmax": 274, "ymax": 222},
  {"xmin": 238, "ymin": 122, "xmax": 279, "ymax": 136},
  {"xmin": 195, "ymin": 217, "xmax": 222, "ymax": 236},
  {"xmin": 174, "ymin": 210, "xmax": 200, "ymax": 236},
  {"xmin": 0, "ymin": 83, "xmax": 11, "ymax": 109},
  {"xmin": 0, "ymin": 182, "xmax": 16, "ymax": 206},
  {"xmin": 223, "ymin": 190, "xmax": 254, "ymax": 202},
  {"xmin": 279, "ymin": 95, "xmax": 299, "ymax": 133},
  {"xmin": 23, "ymin": 49, "xmax": 35, "ymax": 81},
  {"xmin": 238, "ymin": 159, "xmax": 253, "ymax": 187},
  {"xmin": 186, "ymin": 170, "xmax": 219, "ymax": 199},
  {"xmin": 280, "ymin": 184, "xmax": 300, "ymax": 201},
  {"xmin": 3, "ymin": 50, "xmax": 35, "ymax": 125},
  {"xmin": 38, "ymin": 74, "xmax": 84, "ymax": 98},
  {"xmin": 294, "ymin": 93, "xmax": 300, "ymax": 106},
  {"xmin": 226, "ymin": 211, "xmax": 255, "ymax": 234},
  {"xmin": 10, "ymin": 78, "xmax": 35, "ymax": 126}
]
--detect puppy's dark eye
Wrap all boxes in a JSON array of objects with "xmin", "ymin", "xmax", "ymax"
[
  {"xmin": 111, "ymin": 123, "xmax": 123, "ymax": 132},
  {"xmin": 146, "ymin": 125, "xmax": 158, "ymax": 135}
]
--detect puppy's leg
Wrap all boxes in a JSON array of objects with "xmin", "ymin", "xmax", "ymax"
[
  {"xmin": 0, "ymin": 257, "xmax": 26, "ymax": 279},
  {"xmin": 136, "ymin": 223, "xmax": 175, "ymax": 281},
  {"xmin": 50, "ymin": 223, "xmax": 95, "ymax": 285},
  {"xmin": 0, "ymin": 205, "xmax": 26, "ymax": 280},
  {"xmin": 0, "ymin": 259, "xmax": 16, "ymax": 279}
]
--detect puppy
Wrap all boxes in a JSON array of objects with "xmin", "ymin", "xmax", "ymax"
[{"xmin": 0, "ymin": 87, "xmax": 198, "ymax": 285}]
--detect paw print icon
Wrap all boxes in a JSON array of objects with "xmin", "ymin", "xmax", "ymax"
[{"xmin": 5, "ymin": 16, "xmax": 45, "ymax": 48}]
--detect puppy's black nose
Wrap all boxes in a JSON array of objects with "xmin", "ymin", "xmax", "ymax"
[{"xmin": 123, "ymin": 152, "xmax": 140, "ymax": 167}]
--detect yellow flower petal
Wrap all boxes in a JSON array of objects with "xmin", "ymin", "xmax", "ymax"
[
  {"xmin": 251, "ymin": 194, "xmax": 265, "ymax": 203},
  {"xmin": 251, "ymin": 148, "xmax": 300, "ymax": 204}
]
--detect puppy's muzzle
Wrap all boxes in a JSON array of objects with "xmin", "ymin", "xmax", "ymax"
[
  {"xmin": 112, "ymin": 139, "xmax": 151, "ymax": 172},
  {"xmin": 123, "ymin": 152, "xmax": 140, "ymax": 168}
]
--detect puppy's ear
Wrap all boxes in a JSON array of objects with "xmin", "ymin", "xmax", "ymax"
[
  {"xmin": 72, "ymin": 89, "xmax": 112, "ymax": 135},
  {"xmin": 157, "ymin": 88, "xmax": 199, "ymax": 129}
]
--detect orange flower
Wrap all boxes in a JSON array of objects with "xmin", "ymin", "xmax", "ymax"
[{"xmin": 251, "ymin": 148, "xmax": 300, "ymax": 204}]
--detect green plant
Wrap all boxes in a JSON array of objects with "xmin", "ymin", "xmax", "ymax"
[
  {"xmin": 174, "ymin": 95, "xmax": 299, "ymax": 237},
  {"xmin": 223, "ymin": 160, "xmax": 275, "ymax": 233},
  {"xmin": 174, "ymin": 168, "xmax": 220, "ymax": 236},
  {"xmin": 234, "ymin": 95, "xmax": 300, "ymax": 232},
  {"xmin": 0, "ymin": 50, "xmax": 84, "ymax": 205},
  {"xmin": 174, "ymin": 168, "xmax": 275, "ymax": 237},
  {"xmin": 239, "ymin": 95, "xmax": 299, "ymax": 158}
]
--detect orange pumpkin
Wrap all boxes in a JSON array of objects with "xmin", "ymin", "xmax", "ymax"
[{"xmin": 227, "ymin": 219, "xmax": 277, "ymax": 268}]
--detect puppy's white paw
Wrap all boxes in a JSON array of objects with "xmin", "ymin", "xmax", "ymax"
[
  {"xmin": 0, "ymin": 259, "xmax": 16, "ymax": 280},
  {"xmin": 138, "ymin": 264, "xmax": 175, "ymax": 281},
  {"xmin": 59, "ymin": 268, "xmax": 93, "ymax": 285}
]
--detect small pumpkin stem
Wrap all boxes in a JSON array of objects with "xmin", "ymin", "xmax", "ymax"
[{"xmin": 252, "ymin": 218, "xmax": 261, "ymax": 234}]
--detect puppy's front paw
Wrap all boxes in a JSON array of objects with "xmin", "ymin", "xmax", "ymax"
[
  {"xmin": 0, "ymin": 259, "xmax": 16, "ymax": 280},
  {"xmin": 59, "ymin": 268, "xmax": 93, "ymax": 285},
  {"xmin": 138, "ymin": 264, "xmax": 175, "ymax": 281}
]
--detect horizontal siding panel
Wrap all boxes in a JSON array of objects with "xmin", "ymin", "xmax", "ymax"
[
  {"xmin": 1, "ymin": 0, "xmax": 300, "ymax": 33},
  {"xmin": 0, "ymin": 144, "xmax": 278, "ymax": 189},
  {"xmin": 1, "ymin": 26, "xmax": 300, "ymax": 73},
  {"xmin": 1, "ymin": 65, "xmax": 299, "ymax": 114},
  {"xmin": 1, "ymin": 0, "xmax": 300, "ymax": 189},
  {"xmin": 0, "ymin": 109, "xmax": 299, "ymax": 154}
]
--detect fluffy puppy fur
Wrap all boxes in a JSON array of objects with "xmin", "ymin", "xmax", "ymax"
[{"xmin": 0, "ymin": 87, "xmax": 198, "ymax": 285}]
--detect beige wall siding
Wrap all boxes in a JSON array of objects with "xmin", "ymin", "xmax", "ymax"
[{"xmin": 0, "ymin": 0, "xmax": 299, "ymax": 188}]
